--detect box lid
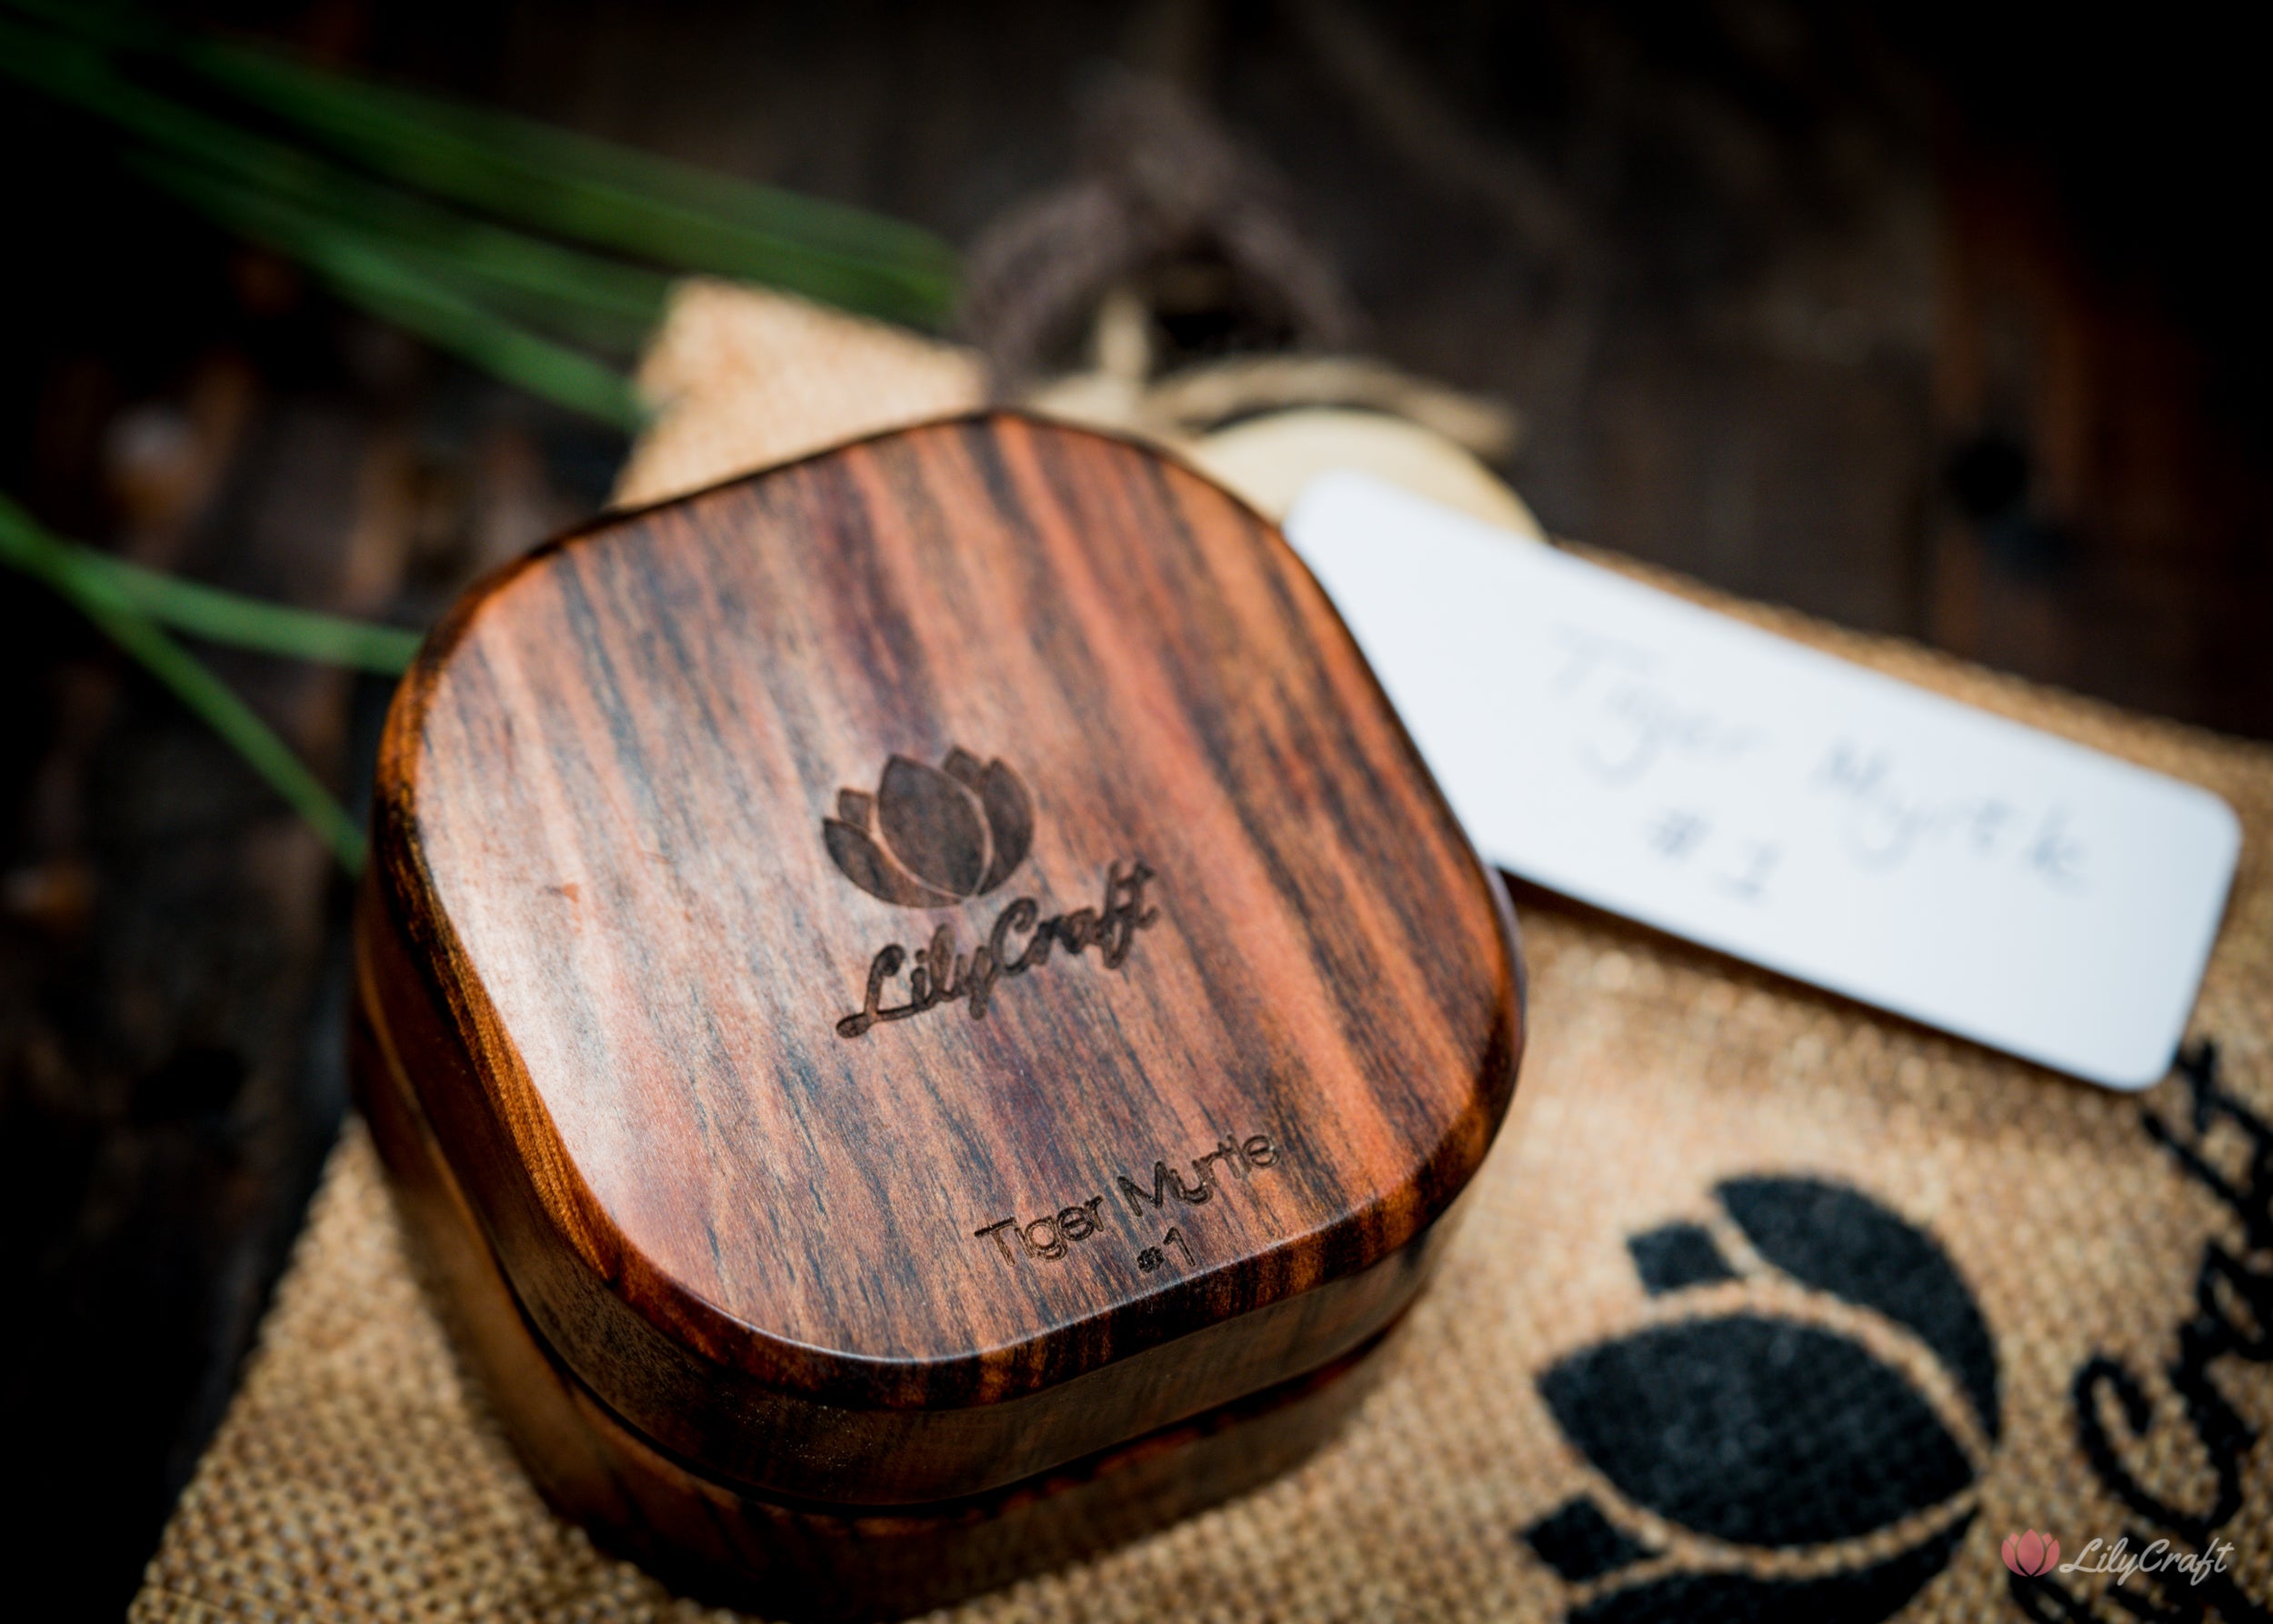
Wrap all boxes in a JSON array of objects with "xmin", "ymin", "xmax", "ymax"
[{"xmin": 365, "ymin": 413, "xmax": 1521, "ymax": 1504}]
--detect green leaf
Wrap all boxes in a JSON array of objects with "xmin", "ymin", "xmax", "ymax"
[{"xmin": 0, "ymin": 496, "xmax": 368, "ymax": 871}]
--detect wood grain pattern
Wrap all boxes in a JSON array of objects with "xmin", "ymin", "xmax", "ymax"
[
  {"xmin": 360, "ymin": 412, "xmax": 1521, "ymax": 1511},
  {"xmin": 355, "ymin": 967, "xmax": 1391, "ymax": 1620}
]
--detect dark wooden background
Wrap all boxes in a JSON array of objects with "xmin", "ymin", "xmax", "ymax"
[{"xmin": 4, "ymin": 3, "xmax": 2267, "ymax": 1614}]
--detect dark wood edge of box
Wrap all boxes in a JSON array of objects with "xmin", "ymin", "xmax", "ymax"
[
  {"xmin": 354, "ymin": 874, "xmax": 1463, "ymax": 1502},
  {"xmin": 354, "ymin": 971, "xmax": 1397, "ymax": 1619}
]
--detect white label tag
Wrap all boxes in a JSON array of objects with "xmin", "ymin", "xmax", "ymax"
[{"xmin": 1286, "ymin": 472, "xmax": 2240, "ymax": 1089}]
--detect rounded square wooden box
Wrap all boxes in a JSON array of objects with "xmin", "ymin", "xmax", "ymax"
[{"xmin": 351, "ymin": 413, "xmax": 1524, "ymax": 1619}]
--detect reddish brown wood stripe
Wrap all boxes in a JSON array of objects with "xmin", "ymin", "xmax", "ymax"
[{"xmin": 361, "ymin": 412, "xmax": 1522, "ymax": 1510}]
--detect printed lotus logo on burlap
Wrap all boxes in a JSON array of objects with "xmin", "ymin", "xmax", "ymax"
[
  {"xmin": 1523, "ymin": 1176, "xmax": 1999, "ymax": 1624},
  {"xmin": 824, "ymin": 748, "xmax": 1033, "ymax": 907}
]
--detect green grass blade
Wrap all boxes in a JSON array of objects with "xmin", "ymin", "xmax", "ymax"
[
  {"xmin": 5, "ymin": 0, "xmax": 960, "ymax": 325},
  {"xmin": 275, "ymin": 229, "xmax": 650, "ymax": 427},
  {"xmin": 132, "ymin": 126, "xmax": 678, "ymax": 353},
  {"xmin": 73, "ymin": 579, "xmax": 369, "ymax": 871},
  {"xmin": 1, "ymin": 19, "xmax": 654, "ymax": 409},
  {"xmin": 0, "ymin": 496, "xmax": 366, "ymax": 870},
  {"xmin": 130, "ymin": 145, "xmax": 669, "ymax": 356},
  {"xmin": 3, "ymin": 15, "xmax": 671, "ymax": 346},
  {"xmin": 125, "ymin": 152, "xmax": 646, "ymax": 426},
  {"xmin": 86, "ymin": 552, "xmax": 423, "ymax": 673},
  {"xmin": 185, "ymin": 39, "xmax": 961, "ymax": 325},
  {"xmin": 375, "ymin": 233, "xmax": 664, "ymax": 355}
]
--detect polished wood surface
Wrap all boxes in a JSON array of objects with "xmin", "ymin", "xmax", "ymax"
[
  {"xmin": 363, "ymin": 412, "xmax": 1521, "ymax": 1505},
  {"xmin": 356, "ymin": 976, "xmax": 1392, "ymax": 1620}
]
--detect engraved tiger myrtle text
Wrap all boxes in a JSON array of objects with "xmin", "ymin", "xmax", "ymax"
[
  {"xmin": 973, "ymin": 1132, "xmax": 1278, "ymax": 1268},
  {"xmin": 836, "ymin": 861, "xmax": 1160, "ymax": 1038},
  {"xmin": 973, "ymin": 1198, "xmax": 1108, "ymax": 1264},
  {"xmin": 1115, "ymin": 1133, "xmax": 1278, "ymax": 1218}
]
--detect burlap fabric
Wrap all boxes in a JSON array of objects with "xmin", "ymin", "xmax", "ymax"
[{"xmin": 134, "ymin": 285, "xmax": 2273, "ymax": 1623}]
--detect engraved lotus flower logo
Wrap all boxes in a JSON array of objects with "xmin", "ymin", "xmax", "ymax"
[
  {"xmin": 2002, "ymin": 1529, "xmax": 2061, "ymax": 1577},
  {"xmin": 824, "ymin": 748, "xmax": 1034, "ymax": 907}
]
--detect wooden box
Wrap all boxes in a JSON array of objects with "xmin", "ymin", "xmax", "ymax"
[{"xmin": 351, "ymin": 413, "xmax": 1524, "ymax": 1619}]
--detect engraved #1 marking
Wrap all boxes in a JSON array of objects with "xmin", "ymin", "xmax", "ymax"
[{"xmin": 972, "ymin": 1132, "xmax": 1279, "ymax": 1274}]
